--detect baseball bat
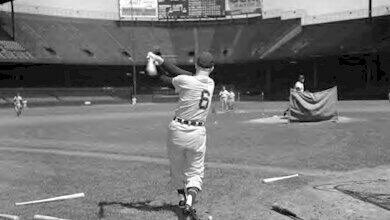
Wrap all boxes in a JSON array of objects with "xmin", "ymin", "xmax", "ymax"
[
  {"xmin": 15, "ymin": 192, "xmax": 85, "ymax": 206},
  {"xmin": 33, "ymin": 215, "xmax": 70, "ymax": 220},
  {"xmin": 0, "ymin": 214, "xmax": 20, "ymax": 220},
  {"xmin": 262, "ymin": 174, "xmax": 299, "ymax": 183}
]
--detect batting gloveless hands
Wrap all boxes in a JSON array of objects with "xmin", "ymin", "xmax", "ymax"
[{"xmin": 147, "ymin": 52, "xmax": 164, "ymax": 65}]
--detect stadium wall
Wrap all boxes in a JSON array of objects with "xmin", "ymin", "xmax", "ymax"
[{"xmin": 0, "ymin": 0, "xmax": 389, "ymax": 23}]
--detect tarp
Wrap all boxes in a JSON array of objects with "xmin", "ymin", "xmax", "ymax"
[{"xmin": 288, "ymin": 86, "xmax": 338, "ymax": 122}]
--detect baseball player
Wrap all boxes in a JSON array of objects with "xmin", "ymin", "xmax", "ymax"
[
  {"xmin": 13, "ymin": 93, "xmax": 23, "ymax": 117},
  {"xmin": 227, "ymin": 88, "xmax": 235, "ymax": 111},
  {"xmin": 146, "ymin": 51, "xmax": 215, "ymax": 218},
  {"xmin": 283, "ymin": 74, "xmax": 305, "ymax": 116},
  {"xmin": 294, "ymin": 74, "xmax": 305, "ymax": 92},
  {"xmin": 219, "ymin": 86, "xmax": 229, "ymax": 111}
]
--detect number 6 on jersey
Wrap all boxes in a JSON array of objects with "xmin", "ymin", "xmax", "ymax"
[{"xmin": 199, "ymin": 90, "xmax": 211, "ymax": 110}]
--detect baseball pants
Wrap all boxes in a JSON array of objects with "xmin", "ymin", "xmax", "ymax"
[
  {"xmin": 167, "ymin": 120, "xmax": 206, "ymax": 191},
  {"xmin": 221, "ymin": 98, "xmax": 228, "ymax": 111}
]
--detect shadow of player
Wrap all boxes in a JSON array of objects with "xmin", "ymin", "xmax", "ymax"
[{"xmin": 98, "ymin": 200, "xmax": 190, "ymax": 220}]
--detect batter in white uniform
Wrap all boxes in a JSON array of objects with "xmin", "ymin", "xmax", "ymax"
[{"xmin": 146, "ymin": 51, "xmax": 215, "ymax": 218}]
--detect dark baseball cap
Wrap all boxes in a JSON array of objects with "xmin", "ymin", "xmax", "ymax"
[{"xmin": 197, "ymin": 52, "xmax": 214, "ymax": 68}]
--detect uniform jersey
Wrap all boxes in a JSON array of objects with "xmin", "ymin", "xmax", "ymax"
[
  {"xmin": 228, "ymin": 91, "xmax": 235, "ymax": 101},
  {"xmin": 294, "ymin": 81, "xmax": 304, "ymax": 92},
  {"xmin": 219, "ymin": 90, "xmax": 229, "ymax": 100},
  {"xmin": 172, "ymin": 74, "xmax": 215, "ymax": 122},
  {"xmin": 13, "ymin": 96, "xmax": 22, "ymax": 106}
]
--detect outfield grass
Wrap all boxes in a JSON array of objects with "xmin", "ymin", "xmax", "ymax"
[{"xmin": 0, "ymin": 101, "xmax": 389, "ymax": 219}]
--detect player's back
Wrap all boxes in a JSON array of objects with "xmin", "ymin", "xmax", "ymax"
[{"xmin": 173, "ymin": 75, "xmax": 215, "ymax": 122}]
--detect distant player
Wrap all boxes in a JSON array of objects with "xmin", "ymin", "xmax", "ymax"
[
  {"xmin": 219, "ymin": 86, "xmax": 229, "ymax": 111},
  {"xmin": 283, "ymin": 74, "xmax": 305, "ymax": 116},
  {"xmin": 227, "ymin": 88, "xmax": 235, "ymax": 110},
  {"xmin": 294, "ymin": 74, "xmax": 305, "ymax": 92},
  {"xmin": 13, "ymin": 93, "xmax": 24, "ymax": 117},
  {"xmin": 147, "ymin": 51, "xmax": 215, "ymax": 219}
]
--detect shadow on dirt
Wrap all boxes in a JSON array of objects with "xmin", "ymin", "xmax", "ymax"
[
  {"xmin": 98, "ymin": 200, "xmax": 190, "ymax": 220},
  {"xmin": 313, "ymin": 179, "xmax": 390, "ymax": 211}
]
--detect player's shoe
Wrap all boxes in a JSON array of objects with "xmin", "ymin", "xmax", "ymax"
[
  {"xmin": 177, "ymin": 189, "xmax": 186, "ymax": 208},
  {"xmin": 183, "ymin": 204, "xmax": 200, "ymax": 220},
  {"xmin": 178, "ymin": 199, "xmax": 186, "ymax": 208}
]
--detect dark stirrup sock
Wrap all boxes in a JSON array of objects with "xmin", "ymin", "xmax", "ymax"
[
  {"xmin": 177, "ymin": 189, "xmax": 186, "ymax": 206},
  {"xmin": 177, "ymin": 189, "xmax": 185, "ymax": 195}
]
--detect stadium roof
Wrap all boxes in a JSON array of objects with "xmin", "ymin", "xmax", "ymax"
[{"xmin": 0, "ymin": 0, "xmax": 13, "ymax": 4}]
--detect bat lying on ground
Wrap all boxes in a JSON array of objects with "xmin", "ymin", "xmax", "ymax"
[
  {"xmin": 33, "ymin": 215, "xmax": 70, "ymax": 220},
  {"xmin": 15, "ymin": 192, "xmax": 85, "ymax": 206},
  {"xmin": 262, "ymin": 174, "xmax": 299, "ymax": 183},
  {"xmin": 0, "ymin": 213, "xmax": 19, "ymax": 220}
]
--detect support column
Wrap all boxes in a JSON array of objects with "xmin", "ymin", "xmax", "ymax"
[
  {"xmin": 313, "ymin": 62, "xmax": 318, "ymax": 89},
  {"xmin": 265, "ymin": 67, "xmax": 271, "ymax": 94},
  {"xmin": 11, "ymin": 0, "xmax": 15, "ymax": 40},
  {"xmin": 64, "ymin": 71, "xmax": 71, "ymax": 87},
  {"xmin": 369, "ymin": 0, "xmax": 372, "ymax": 20},
  {"xmin": 132, "ymin": 64, "xmax": 137, "ymax": 97}
]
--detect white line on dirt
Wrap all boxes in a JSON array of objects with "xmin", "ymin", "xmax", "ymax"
[{"xmin": 0, "ymin": 143, "xmax": 383, "ymax": 177}]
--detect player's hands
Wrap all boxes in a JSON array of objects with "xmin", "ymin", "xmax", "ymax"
[{"xmin": 146, "ymin": 52, "xmax": 164, "ymax": 66}]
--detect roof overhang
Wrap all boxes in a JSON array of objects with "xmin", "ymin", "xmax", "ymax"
[{"xmin": 0, "ymin": 0, "xmax": 13, "ymax": 4}]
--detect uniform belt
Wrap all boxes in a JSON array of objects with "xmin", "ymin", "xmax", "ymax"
[{"xmin": 173, "ymin": 117, "xmax": 205, "ymax": 126}]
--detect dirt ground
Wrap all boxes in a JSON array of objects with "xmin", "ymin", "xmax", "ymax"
[{"xmin": 0, "ymin": 101, "xmax": 389, "ymax": 220}]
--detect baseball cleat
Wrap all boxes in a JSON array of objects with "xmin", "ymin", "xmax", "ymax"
[
  {"xmin": 179, "ymin": 199, "xmax": 186, "ymax": 208},
  {"xmin": 183, "ymin": 204, "xmax": 200, "ymax": 220}
]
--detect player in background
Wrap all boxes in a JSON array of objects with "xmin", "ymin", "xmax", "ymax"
[
  {"xmin": 227, "ymin": 87, "xmax": 235, "ymax": 111},
  {"xmin": 146, "ymin": 51, "xmax": 215, "ymax": 219},
  {"xmin": 283, "ymin": 74, "xmax": 305, "ymax": 116},
  {"xmin": 294, "ymin": 74, "xmax": 305, "ymax": 92},
  {"xmin": 219, "ymin": 86, "xmax": 229, "ymax": 112},
  {"xmin": 13, "ymin": 93, "xmax": 24, "ymax": 117}
]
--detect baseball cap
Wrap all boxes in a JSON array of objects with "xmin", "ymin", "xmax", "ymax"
[{"xmin": 197, "ymin": 52, "xmax": 214, "ymax": 68}]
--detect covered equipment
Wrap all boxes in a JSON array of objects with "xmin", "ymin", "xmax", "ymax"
[{"xmin": 288, "ymin": 86, "xmax": 338, "ymax": 122}]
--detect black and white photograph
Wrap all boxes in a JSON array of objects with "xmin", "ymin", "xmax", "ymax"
[{"xmin": 0, "ymin": 0, "xmax": 389, "ymax": 219}]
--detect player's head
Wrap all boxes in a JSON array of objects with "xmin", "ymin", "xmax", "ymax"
[
  {"xmin": 195, "ymin": 51, "xmax": 214, "ymax": 76},
  {"xmin": 298, "ymin": 74, "xmax": 305, "ymax": 83},
  {"xmin": 222, "ymin": 86, "xmax": 226, "ymax": 90}
]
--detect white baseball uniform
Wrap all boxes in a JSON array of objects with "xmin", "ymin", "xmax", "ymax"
[
  {"xmin": 294, "ymin": 81, "xmax": 304, "ymax": 92},
  {"xmin": 13, "ymin": 95, "xmax": 23, "ymax": 116},
  {"xmin": 219, "ymin": 89, "xmax": 229, "ymax": 111},
  {"xmin": 227, "ymin": 91, "xmax": 235, "ymax": 110},
  {"xmin": 167, "ymin": 74, "xmax": 215, "ymax": 191}
]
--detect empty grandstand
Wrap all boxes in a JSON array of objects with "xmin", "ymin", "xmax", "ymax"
[{"xmin": 0, "ymin": 0, "xmax": 388, "ymax": 105}]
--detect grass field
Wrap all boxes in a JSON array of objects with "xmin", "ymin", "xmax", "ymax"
[{"xmin": 0, "ymin": 101, "xmax": 389, "ymax": 220}]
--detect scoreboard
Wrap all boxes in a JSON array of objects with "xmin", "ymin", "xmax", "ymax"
[
  {"xmin": 158, "ymin": 0, "xmax": 225, "ymax": 19},
  {"xmin": 119, "ymin": 0, "xmax": 261, "ymax": 20}
]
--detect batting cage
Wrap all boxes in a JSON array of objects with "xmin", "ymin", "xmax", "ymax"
[{"xmin": 288, "ymin": 86, "xmax": 338, "ymax": 122}]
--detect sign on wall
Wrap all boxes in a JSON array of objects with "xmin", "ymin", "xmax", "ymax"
[
  {"xmin": 158, "ymin": 0, "xmax": 189, "ymax": 19},
  {"xmin": 225, "ymin": 0, "xmax": 262, "ymax": 15},
  {"xmin": 119, "ymin": 0, "xmax": 158, "ymax": 19},
  {"xmin": 158, "ymin": 0, "xmax": 225, "ymax": 19}
]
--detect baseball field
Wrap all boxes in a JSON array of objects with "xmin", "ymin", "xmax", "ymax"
[{"xmin": 0, "ymin": 101, "xmax": 389, "ymax": 220}]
